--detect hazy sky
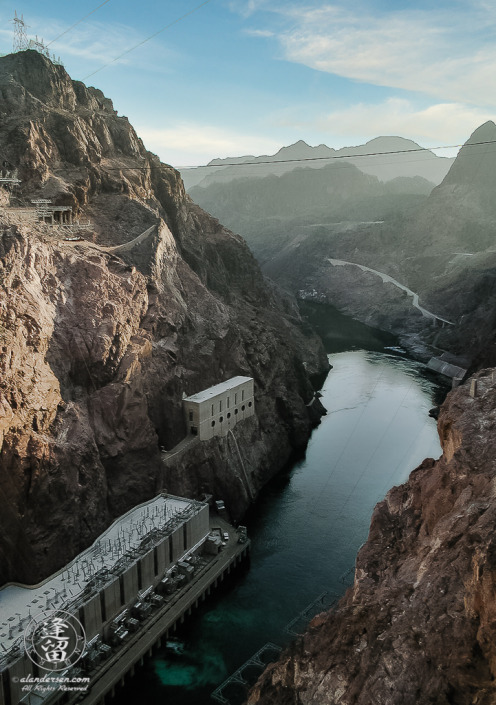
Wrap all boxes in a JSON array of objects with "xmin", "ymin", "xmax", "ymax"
[{"xmin": 0, "ymin": 0, "xmax": 494, "ymax": 166}]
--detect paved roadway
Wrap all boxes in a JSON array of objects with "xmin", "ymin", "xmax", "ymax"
[{"xmin": 328, "ymin": 258, "xmax": 454, "ymax": 325}]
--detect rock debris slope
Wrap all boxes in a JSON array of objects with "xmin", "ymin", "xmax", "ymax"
[
  {"xmin": 248, "ymin": 369, "xmax": 496, "ymax": 705},
  {"xmin": 0, "ymin": 50, "xmax": 328, "ymax": 585}
]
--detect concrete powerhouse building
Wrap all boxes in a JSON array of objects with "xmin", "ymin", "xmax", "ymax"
[
  {"xmin": 183, "ymin": 376, "xmax": 255, "ymax": 441},
  {"xmin": 0, "ymin": 378, "xmax": 257, "ymax": 705},
  {"xmin": 0, "ymin": 494, "xmax": 222, "ymax": 705}
]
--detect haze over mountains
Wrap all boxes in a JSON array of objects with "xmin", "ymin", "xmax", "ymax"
[
  {"xmin": 186, "ymin": 122, "xmax": 496, "ymax": 367},
  {"xmin": 185, "ymin": 137, "xmax": 456, "ymax": 269},
  {"xmin": 180, "ymin": 136, "xmax": 455, "ymax": 191}
]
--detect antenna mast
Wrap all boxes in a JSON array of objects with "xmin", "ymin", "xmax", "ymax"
[{"xmin": 12, "ymin": 11, "xmax": 29, "ymax": 53}]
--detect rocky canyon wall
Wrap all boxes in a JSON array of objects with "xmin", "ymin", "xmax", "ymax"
[
  {"xmin": 0, "ymin": 50, "xmax": 328, "ymax": 585},
  {"xmin": 248, "ymin": 368, "xmax": 496, "ymax": 705}
]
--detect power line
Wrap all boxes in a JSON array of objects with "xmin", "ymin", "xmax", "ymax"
[
  {"xmin": 46, "ymin": 0, "xmax": 113, "ymax": 48},
  {"xmin": 96, "ymin": 138, "xmax": 496, "ymax": 172},
  {"xmin": 82, "ymin": 0, "xmax": 213, "ymax": 80},
  {"xmin": 176, "ymin": 139, "xmax": 496, "ymax": 170}
]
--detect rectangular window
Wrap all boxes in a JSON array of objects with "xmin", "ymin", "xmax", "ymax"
[
  {"xmin": 183, "ymin": 524, "xmax": 188, "ymax": 551},
  {"xmin": 189, "ymin": 411, "xmax": 193, "ymax": 421},
  {"xmin": 227, "ymin": 396, "xmax": 230, "ymax": 408},
  {"xmin": 154, "ymin": 547, "xmax": 159, "ymax": 576},
  {"xmin": 242, "ymin": 389, "xmax": 245, "ymax": 401},
  {"xmin": 211, "ymin": 404, "xmax": 214, "ymax": 416},
  {"xmin": 119, "ymin": 575, "xmax": 125, "ymax": 605},
  {"xmin": 219, "ymin": 400, "xmax": 222, "ymax": 412},
  {"xmin": 169, "ymin": 535, "xmax": 173, "ymax": 563},
  {"xmin": 137, "ymin": 562, "xmax": 142, "ymax": 590}
]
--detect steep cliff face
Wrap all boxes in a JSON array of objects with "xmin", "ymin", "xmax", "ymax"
[
  {"xmin": 398, "ymin": 121, "xmax": 496, "ymax": 365},
  {"xmin": 248, "ymin": 369, "xmax": 496, "ymax": 705},
  {"xmin": 0, "ymin": 50, "xmax": 328, "ymax": 585}
]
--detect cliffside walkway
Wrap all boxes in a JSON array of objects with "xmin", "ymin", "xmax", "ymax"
[
  {"xmin": 161, "ymin": 434, "xmax": 200, "ymax": 464},
  {"xmin": 284, "ymin": 591, "xmax": 337, "ymax": 636},
  {"xmin": 211, "ymin": 643, "xmax": 282, "ymax": 705},
  {"xmin": 328, "ymin": 258, "xmax": 455, "ymax": 326},
  {"xmin": 106, "ymin": 224, "xmax": 157, "ymax": 254}
]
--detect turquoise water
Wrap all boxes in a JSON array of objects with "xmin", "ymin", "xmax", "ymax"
[{"xmin": 117, "ymin": 313, "xmax": 445, "ymax": 705}]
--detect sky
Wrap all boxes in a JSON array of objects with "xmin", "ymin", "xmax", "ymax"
[{"xmin": 0, "ymin": 0, "xmax": 495, "ymax": 166}]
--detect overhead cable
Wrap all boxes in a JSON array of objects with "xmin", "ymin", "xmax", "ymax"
[
  {"xmin": 46, "ymin": 0, "xmax": 113, "ymax": 47},
  {"xmin": 96, "ymin": 138, "xmax": 496, "ymax": 172},
  {"xmin": 82, "ymin": 0, "xmax": 213, "ymax": 80},
  {"xmin": 175, "ymin": 139, "xmax": 496, "ymax": 170}
]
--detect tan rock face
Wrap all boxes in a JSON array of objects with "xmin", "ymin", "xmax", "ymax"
[
  {"xmin": 248, "ymin": 370, "xmax": 496, "ymax": 705},
  {"xmin": 0, "ymin": 51, "xmax": 328, "ymax": 584}
]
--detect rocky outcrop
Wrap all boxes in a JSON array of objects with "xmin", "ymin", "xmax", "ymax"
[
  {"xmin": 0, "ymin": 50, "xmax": 328, "ymax": 585},
  {"xmin": 248, "ymin": 368, "xmax": 496, "ymax": 705}
]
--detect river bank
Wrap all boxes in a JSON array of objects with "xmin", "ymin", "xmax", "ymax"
[{"xmin": 115, "ymin": 307, "xmax": 445, "ymax": 705}]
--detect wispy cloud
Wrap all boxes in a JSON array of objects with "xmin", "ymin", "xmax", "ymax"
[
  {"xmin": 135, "ymin": 123, "xmax": 281, "ymax": 166},
  {"xmin": 228, "ymin": 0, "xmax": 271, "ymax": 20},
  {"xmin": 0, "ymin": 13, "xmax": 177, "ymax": 74},
  {"xmin": 244, "ymin": 28, "xmax": 275, "ymax": 38},
  {"xmin": 268, "ymin": 2, "xmax": 496, "ymax": 108}
]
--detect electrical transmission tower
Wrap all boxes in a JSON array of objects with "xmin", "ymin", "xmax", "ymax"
[
  {"xmin": 12, "ymin": 11, "xmax": 29, "ymax": 53},
  {"xmin": 10, "ymin": 12, "xmax": 63, "ymax": 65}
]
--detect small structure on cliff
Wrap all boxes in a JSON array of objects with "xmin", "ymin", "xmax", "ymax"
[
  {"xmin": 427, "ymin": 353, "xmax": 468, "ymax": 386},
  {"xmin": 183, "ymin": 376, "xmax": 255, "ymax": 440},
  {"xmin": 1, "ymin": 199, "xmax": 92, "ymax": 232},
  {"xmin": 31, "ymin": 199, "xmax": 73, "ymax": 225},
  {"xmin": 0, "ymin": 177, "xmax": 20, "ymax": 186}
]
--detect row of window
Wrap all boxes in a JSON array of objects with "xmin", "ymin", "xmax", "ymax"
[
  {"xmin": 211, "ymin": 390, "xmax": 247, "ymax": 416},
  {"xmin": 189, "ymin": 398, "xmax": 254, "ymax": 424},
  {"xmin": 210, "ymin": 402, "xmax": 252, "ymax": 427}
]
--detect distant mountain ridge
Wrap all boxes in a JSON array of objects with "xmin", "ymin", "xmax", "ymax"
[
  {"xmin": 180, "ymin": 136, "xmax": 455, "ymax": 190},
  {"xmin": 189, "ymin": 158, "xmax": 435, "ymax": 266}
]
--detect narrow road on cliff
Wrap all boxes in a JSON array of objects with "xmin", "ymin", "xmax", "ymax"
[{"xmin": 327, "ymin": 258, "xmax": 454, "ymax": 325}]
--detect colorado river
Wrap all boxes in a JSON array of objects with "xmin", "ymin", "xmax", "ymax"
[{"xmin": 117, "ymin": 305, "xmax": 445, "ymax": 705}]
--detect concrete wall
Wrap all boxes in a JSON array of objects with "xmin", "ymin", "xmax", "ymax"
[
  {"xmin": 171, "ymin": 526, "xmax": 184, "ymax": 562},
  {"xmin": 5, "ymin": 654, "xmax": 31, "ymax": 705},
  {"xmin": 103, "ymin": 577, "xmax": 122, "ymax": 621},
  {"xmin": 0, "ymin": 500, "xmax": 211, "ymax": 705},
  {"xmin": 140, "ymin": 551, "xmax": 155, "ymax": 588},
  {"xmin": 155, "ymin": 539, "xmax": 169, "ymax": 575},
  {"xmin": 83, "ymin": 593, "xmax": 103, "ymax": 641},
  {"xmin": 0, "ymin": 670, "xmax": 9, "ymax": 705},
  {"xmin": 184, "ymin": 379, "xmax": 255, "ymax": 441},
  {"xmin": 186, "ymin": 505, "xmax": 209, "ymax": 548},
  {"xmin": 122, "ymin": 565, "xmax": 139, "ymax": 604}
]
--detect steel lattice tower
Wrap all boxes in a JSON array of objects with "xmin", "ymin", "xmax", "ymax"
[{"xmin": 12, "ymin": 11, "xmax": 28, "ymax": 53}]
